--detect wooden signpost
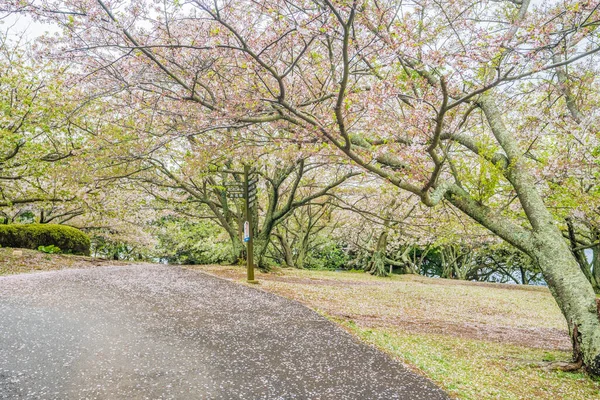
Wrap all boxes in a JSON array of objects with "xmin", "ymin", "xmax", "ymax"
[{"xmin": 224, "ymin": 165, "xmax": 258, "ymax": 283}]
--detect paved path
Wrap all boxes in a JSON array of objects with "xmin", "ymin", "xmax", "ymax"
[{"xmin": 0, "ymin": 265, "xmax": 448, "ymax": 399}]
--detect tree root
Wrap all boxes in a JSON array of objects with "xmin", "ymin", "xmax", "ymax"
[{"xmin": 538, "ymin": 360, "xmax": 583, "ymax": 372}]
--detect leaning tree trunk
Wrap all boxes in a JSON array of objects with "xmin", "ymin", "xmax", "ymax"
[
  {"xmin": 532, "ymin": 228, "xmax": 600, "ymax": 373},
  {"xmin": 274, "ymin": 233, "xmax": 294, "ymax": 268},
  {"xmin": 462, "ymin": 95, "xmax": 600, "ymax": 375},
  {"xmin": 593, "ymin": 246, "xmax": 600, "ymax": 293},
  {"xmin": 592, "ymin": 228, "xmax": 600, "ymax": 292},
  {"xmin": 252, "ymin": 234, "xmax": 272, "ymax": 271},
  {"xmin": 449, "ymin": 182, "xmax": 600, "ymax": 374}
]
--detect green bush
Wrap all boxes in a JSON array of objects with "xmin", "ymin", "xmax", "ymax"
[
  {"xmin": 155, "ymin": 219, "xmax": 233, "ymax": 265},
  {"xmin": 0, "ymin": 224, "xmax": 90, "ymax": 255}
]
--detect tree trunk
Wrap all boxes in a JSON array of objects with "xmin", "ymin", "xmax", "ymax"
[
  {"xmin": 253, "ymin": 234, "xmax": 271, "ymax": 271},
  {"xmin": 592, "ymin": 228, "xmax": 600, "ymax": 292},
  {"xmin": 275, "ymin": 233, "xmax": 294, "ymax": 268},
  {"xmin": 439, "ymin": 248, "xmax": 451, "ymax": 279},
  {"xmin": 593, "ymin": 246, "xmax": 600, "ymax": 292},
  {"xmin": 445, "ymin": 95, "xmax": 600, "ymax": 374},
  {"xmin": 366, "ymin": 226, "xmax": 390, "ymax": 277},
  {"xmin": 230, "ymin": 236, "xmax": 245, "ymax": 264},
  {"xmin": 566, "ymin": 218, "xmax": 599, "ymax": 292},
  {"xmin": 519, "ymin": 267, "xmax": 529, "ymax": 285},
  {"xmin": 532, "ymin": 228, "xmax": 600, "ymax": 374}
]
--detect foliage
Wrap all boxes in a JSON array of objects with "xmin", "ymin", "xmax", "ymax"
[
  {"xmin": 155, "ymin": 219, "xmax": 233, "ymax": 265},
  {"xmin": 90, "ymin": 233, "xmax": 148, "ymax": 261},
  {"xmin": 37, "ymin": 244, "xmax": 61, "ymax": 254},
  {"xmin": 294, "ymin": 238, "xmax": 349, "ymax": 270},
  {"xmin": 0, "ymin": 223, "xmax": 90, "ymax": 255},
  {"xmin": 0, "ymin": 36, "xmax": 84, "ymax": 218}
]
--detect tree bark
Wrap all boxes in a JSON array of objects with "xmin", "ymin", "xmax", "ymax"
[
  {"xmin": 532, "ymin": 228, "xmax": 600, "ymax": 374},
  {"xmin": 445, "ymin": 95, "xmax": 600, "ymax": 375},
  {"xmin": 366, "ymin": 228, "xmax": 390, "ymax": 277},
  {"xmin": 566, "ymin": 218, "xmax": 599, "ymax": 293},
  {"xmin": 275, "ymin": 233, "xmax": 295, "ymax": 268}
]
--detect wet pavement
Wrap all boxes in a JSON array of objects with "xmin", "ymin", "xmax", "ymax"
[{"xmin": 0, "ymin": 265, "xmax": 448, "ymax": 399}]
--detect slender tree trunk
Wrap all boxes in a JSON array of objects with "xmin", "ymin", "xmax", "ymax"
[
  {"xmin": 519, "ymin": 267, "xmax": 528, "ymax": 285},
  {"xmin": 592, "ymin": 228, "xmax": 600, "ymax": 292},
  {"xmin": 566, "ymin": 218, "xmax": 599, "ymax": 292},
  {"xmin": 593, "ymin": 246, "xmax": 600, "ymax": 291},
  {"xmin": 440, "ymin": 248, "xmax": 451, "ymax": 279},
  {"xmin": 275, "ymin": 233, "xmax": 294, "ymax": 267}
]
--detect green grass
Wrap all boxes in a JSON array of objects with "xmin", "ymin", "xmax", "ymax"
[{"xmin": 341, "ymin": 322, "xmax": 600, "ymax": 400}]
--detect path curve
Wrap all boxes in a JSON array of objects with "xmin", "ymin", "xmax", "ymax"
[{"xmin": 0, "ymin": 265, "xmax": 448, "ymax": 399}]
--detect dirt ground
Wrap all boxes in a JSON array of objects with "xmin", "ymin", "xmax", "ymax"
[{"xmin": 0, "ymin": 247, "xmax": 130, "ymax": 276}]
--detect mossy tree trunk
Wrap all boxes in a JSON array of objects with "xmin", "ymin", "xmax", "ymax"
[
  {"xmin": 439, "ymin": 96, "xmax": 600, "ymax": 375},
  {"xmin": 366, "ymin": 228, "xmax": 390, "ymax": 277}
]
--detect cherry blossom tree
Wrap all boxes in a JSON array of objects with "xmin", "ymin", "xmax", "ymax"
[{"xmin": 0, "ymin": 33, "xmax": 86, "ymax": 221}]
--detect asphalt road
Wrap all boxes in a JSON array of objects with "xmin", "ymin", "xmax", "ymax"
[{"xmin": 0, "ymin": 265, "xmax": 448, "ymax": 399}]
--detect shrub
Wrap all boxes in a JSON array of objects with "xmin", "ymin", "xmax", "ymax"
[
  {"xmin": 0, "ymin": 224, "xmax": 90, "ymax": 255},
  {"xmin": 155, "ymin": 219, "xmax": 233, "ymax": 264}
]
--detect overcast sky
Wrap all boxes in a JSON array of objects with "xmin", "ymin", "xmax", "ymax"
[{"xmin": 1, "ymin": 13, "xmax": 59, "ymax": 42}]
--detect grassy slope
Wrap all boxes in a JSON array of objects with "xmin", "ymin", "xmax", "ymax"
[
  {"xmin": 0, "ymin": 247, "xmax": 128, "ymax": 275},
  {"xmin": 191, "ymin": 265, "xmax": 600, "ymax": 400}
]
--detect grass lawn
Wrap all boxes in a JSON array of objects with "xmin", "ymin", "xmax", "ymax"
[{"xmin": 191, "ymin": 265, "xmax": 600, "ymax": 400}]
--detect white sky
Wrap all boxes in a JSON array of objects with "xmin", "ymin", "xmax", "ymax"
[{"xmin": 1, "ymin": 13, "xmax": 60, "ymax": 42}]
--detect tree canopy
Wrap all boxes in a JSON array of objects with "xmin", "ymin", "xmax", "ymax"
[{"xmin": 3, "ymin": 0, "xmax": 600, "ymax": 375}]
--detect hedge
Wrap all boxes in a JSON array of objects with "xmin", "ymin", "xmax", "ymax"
[{"xmin": 0, "ymin": 224, "xmax": 91, "ymax": 255}]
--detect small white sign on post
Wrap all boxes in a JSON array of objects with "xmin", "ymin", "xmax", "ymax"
[{"xmin": 243, "ymin": 221, "xmax": 250, "ymax": 243}]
